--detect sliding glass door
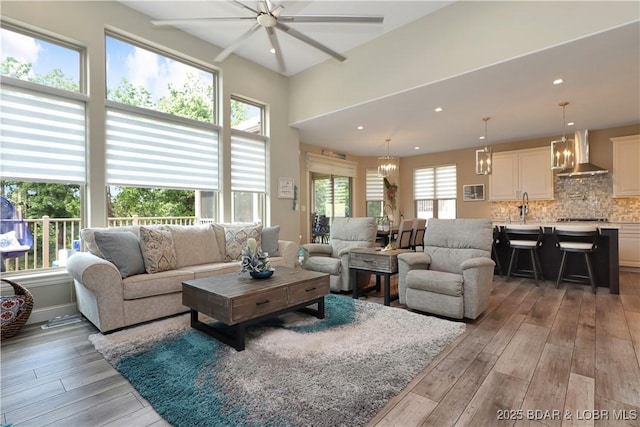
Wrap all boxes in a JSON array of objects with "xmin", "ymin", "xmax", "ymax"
[{"xmin": 311, "ymin": 173, "xmax": 351, "ymax": 220}]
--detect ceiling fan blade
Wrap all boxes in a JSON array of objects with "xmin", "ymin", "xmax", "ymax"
[
  {"xmin": 271, "ymin": 4, "xmax": 285, "ymax": 17},
  {"xmin": 266, "ymin": 27, "xmax": 286, "ymax": 73},
  {"xmin": 230, "ymin": 0, "xmax": 260, "ymax": 15},
  {"xmin": 152, "ymin": 17, "xmax": 255, "ymax": 26},
  {"xmin": 259, "ymin": 0, "xmax": 270, "ymax": 14},
  {"xmin": 275, "ymin": 22, "xmax": 346, "ymax": 62},
  {"xmin": 278, "ymin": 15, "xmax": 384, "ymax": 24},
  {"xmin": 214, "ymin": 22, "xmax": 261, "ymax": 63}
]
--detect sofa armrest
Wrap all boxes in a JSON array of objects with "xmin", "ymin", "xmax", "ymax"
[
  {"xmin": 66, "ymin": 252, "xmax": 123, "ymax": 295},
  {"xmin": 461, "ymin": 257, "xmax": 495, "ymax": 320},
  {"xmin": 277, "ymin": 240, "xmax": 299, "ymax": 268},
  {"xmin": 397, "ymin": 252, "xmax": 432, "ymax": 305}
]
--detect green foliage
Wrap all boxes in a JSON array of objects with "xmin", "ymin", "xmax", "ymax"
[
  {"xmin": 107, "ymin": 78, "xmax": 154, "ymax": 109},
  {"xmin": 230, "ymin": 99, "xmax": 250, "ymax": 127},
  {"xmin": 1, "ymin": 181, "xmax": 80, "ymax": 219},
  {"xmin": 110, "ymin": 187, "xmax": 194, "ymax": 218},
  {"xmin": 157, "ymin": 73, "xmax": 213, "ymax": 122},
  {"xmin": 1, "ymin": 57, "xmax": 32, "ymax": 79}
]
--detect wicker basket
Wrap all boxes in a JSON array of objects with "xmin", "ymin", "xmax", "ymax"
[{"xmin": 1, "ymin": 279, "xmax": 34, "ymax": 339}]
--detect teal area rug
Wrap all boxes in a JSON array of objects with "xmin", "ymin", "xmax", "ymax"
[{"xmin": 89, "ymin": 295, "xmax": 465, "ymax": 427}]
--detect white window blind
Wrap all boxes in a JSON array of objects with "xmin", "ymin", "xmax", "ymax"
[
  {"xmin": 436, "ymin": 165, "xmax": 457, "ymax": 198},
  {"xmin": 366, "ymin": 169, "xmax": 384, "ymax": 201},
  {"xmin": 231, "ymin": 132, "xmax": 266, "ymax": 192},
  {"xmin": 0, "ymin": 84, "xmax": 86, "ymax": 184},
  {"xmin": 106, "ymin": 106, "xmax": 219, "ymax": 190},
  {"xmin": 306, "ymin": 153, "xmax": 358, "ymax": 177},
  {"xmin": 414, "ymin": 165, "xmax": 456, "ymax": 199},
  {"xmin": 414, "ymin": 168, "xmax": 435, "ymax": 199}
]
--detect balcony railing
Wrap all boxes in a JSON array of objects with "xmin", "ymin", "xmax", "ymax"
[{"xmin": 2, "ymin": 215, "xmax": 197, "ymax": 273}]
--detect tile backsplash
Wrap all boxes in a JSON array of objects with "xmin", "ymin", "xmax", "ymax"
[{"xmin": 491, "ymin": 174, "xmax": 640, "ymax": 222}]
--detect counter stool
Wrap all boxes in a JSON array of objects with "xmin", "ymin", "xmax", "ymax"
[
  {"xmin": 553, "ymin": 225, "xmax": 599, "ymax": 293},
  {"xmin": 504, "ymin": 225, "xmax": 543, "ymax": 285},
  {"xmin": 492, "ymin": 226, "xmax": 504, "ymax": 277}
]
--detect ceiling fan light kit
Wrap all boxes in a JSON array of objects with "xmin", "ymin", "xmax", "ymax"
[{"xmin": 151, "ymin": 0, "xmax": 384, "ymax": 74}]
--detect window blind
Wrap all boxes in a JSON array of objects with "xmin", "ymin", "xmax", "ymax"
[
  {"xmin": 231, "ymin": 132, "xmax": 266, "ymax": 192},
  {"xmin": 414, "ymin": 165, "xmax": 456, "ymax": 199},
  {"xmin": 306, "ymin": 153, "xmax": 357, "ymax": 177},
  {"xmin": 365, "ymin": 169, "xmax": 384, "ymax": 201},
  {"xmin": 106, "ymin": 106, "xmax": 219, "ymax": 190},
  {"xmin": 436, "ymin": 165, "xmax": 457, "ymax": 198},
  {"xmin": 0, "ymin": 84, "xmax": 86, "ymax": 184}
]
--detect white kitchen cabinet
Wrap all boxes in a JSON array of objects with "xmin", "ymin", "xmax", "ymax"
[
  {"xmin": 618, "ymin": 223, "xmax": 640, "ymax": 267},
  {"xmin": 489, "ymin": 146, "xmax": 554, "ymax": 201},
  {"xmin": 611, "ymin": 134, "xmax": 640, "ymax": 197}
]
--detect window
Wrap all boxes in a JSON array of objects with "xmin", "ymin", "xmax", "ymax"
[
  {"xmin": 231, "ymin": 97, "xmax": 267, "ymax": 223},
  {"xmin": 365, "ymin": 169, "xmax": 384, "ymax": 218},
  {"xmin": 0, "ymin": 25, "xmax": 85, "ymax": 271},
  {"xmin": 312, "ymin": 174, "xmax": 352, "ymax": 220},
  {"xmin": 105, "ymin": 34, "xmax": 219, "ymax": 224},
  {"xmin": 414, "ymin": 165, "xmax": 457, "ymax": 219}
]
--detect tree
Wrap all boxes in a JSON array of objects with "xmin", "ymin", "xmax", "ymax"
[
  {"xmin": 107, "ymin": 78, "xmax": 154, "ymax": 109},
  {"xmin": 156, "ymin": 73, "xmax": 213, "ymax": 122},
  {"xmin": 110, "ymin": 187, "xmax": 194, "ymax": 218}
]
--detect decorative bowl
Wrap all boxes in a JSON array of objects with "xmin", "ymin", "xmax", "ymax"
[{"xmin": 250, "ymin": 270, "xmax": 274, "ymax": 279}]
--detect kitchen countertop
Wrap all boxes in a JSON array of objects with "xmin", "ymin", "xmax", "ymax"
[{"xmin": 493, "ymin": 221, "xmax": 620, "ymax": 229}]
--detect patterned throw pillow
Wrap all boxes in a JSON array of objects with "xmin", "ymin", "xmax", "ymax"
[
  {"xmin": 223, "ymin": 224, "xmax": 263, "ymax": 262},
  {"xmin": 139, "ymin": 227, "xmax": 177, "ymax": 274},
  {"xmin": 0, "ymin": 231, "xmax": 21, "ymax": 249}
]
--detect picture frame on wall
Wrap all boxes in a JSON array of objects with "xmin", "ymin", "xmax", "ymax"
[
  {"xmin": 278, "ymin": 178, "xmax": 295, "ymax": 199},
  {"xmin": 463, "ymin": 184, "xmax": 485, "ymax": 201}
]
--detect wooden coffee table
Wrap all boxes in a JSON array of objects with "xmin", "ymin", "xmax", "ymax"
[
  {"xmin": 350, "ymin": 247, "xmax": 413, "ymax": 306},
  {"xmin": 182, "ymin": 267, "xmax": 329, "ymax": 351}
]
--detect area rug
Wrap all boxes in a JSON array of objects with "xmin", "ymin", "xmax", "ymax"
[{"xmin": 89, "ymin": 295, "xmax": 465, "ymax": 427}]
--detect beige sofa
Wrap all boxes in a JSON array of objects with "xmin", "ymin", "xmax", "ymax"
[{"xmin": 66, "ymin": 223, "xmax": 298, "ymax": 332}]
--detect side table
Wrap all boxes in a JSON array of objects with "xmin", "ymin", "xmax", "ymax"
[{"xmin": 350, "ymin": 247, "xmax": 413, "ymax": 306}]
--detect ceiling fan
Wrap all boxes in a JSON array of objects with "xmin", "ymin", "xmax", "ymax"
[{"xmin": 151, "ymin": 0, "xmax": 384, "ymax": 73}]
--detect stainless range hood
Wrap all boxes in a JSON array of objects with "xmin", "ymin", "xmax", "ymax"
[{"xmin": 557, "ymin": 130, "xmax": 608, "ymax": 177}]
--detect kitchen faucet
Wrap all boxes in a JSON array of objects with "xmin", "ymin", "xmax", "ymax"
[{"xmin": 520, "ymin": 191, "xmax": 529, "ymax": 223}]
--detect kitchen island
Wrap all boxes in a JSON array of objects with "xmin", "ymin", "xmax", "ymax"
[{"xmin": 493, "ymin": 222, "xmax": 619, "ymax": 294}]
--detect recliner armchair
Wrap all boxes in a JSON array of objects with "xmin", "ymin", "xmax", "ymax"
[
  {"xmin": 398, "ymin": 219, "xmax": 495, "ymax": 319},
  {"xmin": 302, "ymin": 217, "xmax": 377, "ymax": 292}
]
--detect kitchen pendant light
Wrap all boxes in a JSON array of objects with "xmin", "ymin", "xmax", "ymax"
[
  {"xmin": 475, "ymin": 117, "xmax": 492, "ymax": 175},
  {"xmin": 378, "ymin": 138, "xmax": 398, "ymax": 178},
  {"xmin": 551, "ymin": 102, "xmax": 575, "ymax": 170}
]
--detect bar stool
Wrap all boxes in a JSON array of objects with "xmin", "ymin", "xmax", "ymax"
[
  {"xmin": 504, "ymin": 224, "xmax": 543, "ymax": 285},
  {"xmin": 492, "ymin": 226, "xmax": 504, "ymax": 277},
  {"xmin": 553, "ymin": 225, "xmax": 599, "ymax": 293}
]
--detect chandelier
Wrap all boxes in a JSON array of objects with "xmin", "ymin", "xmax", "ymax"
[
  {"xmin": 551, "ymin": 102, "xmax": 575, "ymax": 170},
  {"xmin": 475, "ymin": 117, "xmax": 492, "ymax": 175},
  {"xmin": 377, "ymin": 138, "xmax": 398, "ymax": 178}
]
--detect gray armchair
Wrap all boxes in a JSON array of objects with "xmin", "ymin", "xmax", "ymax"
[
  {"xmin": 398, "ymin": 219, "xmax": 495, "ymax": 319},
  {"xmin": 302, "ymin": 217, "xmax": 377, "ymax": 292}
]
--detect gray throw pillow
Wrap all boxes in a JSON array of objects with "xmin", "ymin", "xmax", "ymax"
[
  {"xmin": 94, "ymin": 231, "xmax": 146, "ymax": 278},
  {"xmin": 262, "ymin": 225, "xmax": 281, "ymax": 257}
]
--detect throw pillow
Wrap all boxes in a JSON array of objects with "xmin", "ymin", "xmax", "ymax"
[
  {"xmin": 94, "ymin": 231, "xmax": 146, "ymax": 278},
  {"xmin": 139, "ymin": 226, "xmax": 177, "ymax": 273},
  {"xmin": 261, "ymin": 225, "xmax": 281, "ymax": 257},
  {"xmin": 0, "ymin": 231, "xmax": 21, "ymax": 249},
  {"xmin": 223, "ymin": 223, "xmax": 263, "ymax": 262}
]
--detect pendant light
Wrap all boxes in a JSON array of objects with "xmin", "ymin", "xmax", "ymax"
[
  {"xmin": 377, "ymin": 138, "xmax": 398, "ymax": 178},
  {"xmin": 475, "ymin": 117, "xmax": 492, "ymax": 175},
  {"xmin": 551, "ymin": 102, "xmax": 575, "ymax": 170}
]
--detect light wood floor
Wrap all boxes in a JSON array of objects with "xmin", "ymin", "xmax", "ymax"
[{"xmin": 2, "ymin": 272, "xmax": 639, "ymax": 426}]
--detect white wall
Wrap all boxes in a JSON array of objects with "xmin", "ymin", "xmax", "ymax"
[{"xmin": 2, "ymin": 0, "xmax": 301, "ymax": 241}]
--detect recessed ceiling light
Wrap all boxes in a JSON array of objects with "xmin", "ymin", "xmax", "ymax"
[
  {"xmin": 434, "ymin": 107, "xmax": 443, "ymax": 112},
  {"xmin": 414, "ymin": 146, "xmax": 420, "ymax": 150},
  {"xmin": 567, "ymin": 122, "xmax": 575, "ymax": 126},
  {"xmin": 270, "ymin": 48, "xmax": 276, "ymax": 54},
  {"xmin": 479, "ymin": 136, "xmax": 485, "ymax": 140},
  {"xmin": 356, "ymin": 125, "xmax": 364, "ymax": 130},
  {"xmin": 553, "ymin": 78, "xmax": 563, "ymax": 85}
]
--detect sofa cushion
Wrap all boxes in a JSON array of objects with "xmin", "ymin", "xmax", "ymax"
[
  {"xmin": 94, "ymin": 231, "xmax": 146, "ymax": 278},
  {"xmin": 163, "ymin": 224, "xmax": 223, "ymax": 268},
  {"xmin": 223, "ymin": 223, "xmax": 263, "ymax": 262},
  {"xmin": 122, "ymin": 269, "xmax": 194, "ymax": 300},
  {"xmin": 406, "ymin": 269, "xmax": 463, "ymax": 297},
  {"xmin": 261, "ymin": 225, "xmax": 281, "ymax": 257},
  {"xmin": 177, "ymin": 263, "xmax": 240, "ymax": 279},
  {"xmin": 304, "ymin": 256, "xmax": 341, "ymax": 275},
  {"xmin": 139, "ymin": 227, "xmax": 177, "ymax": 273},
  {"xmin": 81, "ymin": 226, "xmax": 140, "ymax": 258}
]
